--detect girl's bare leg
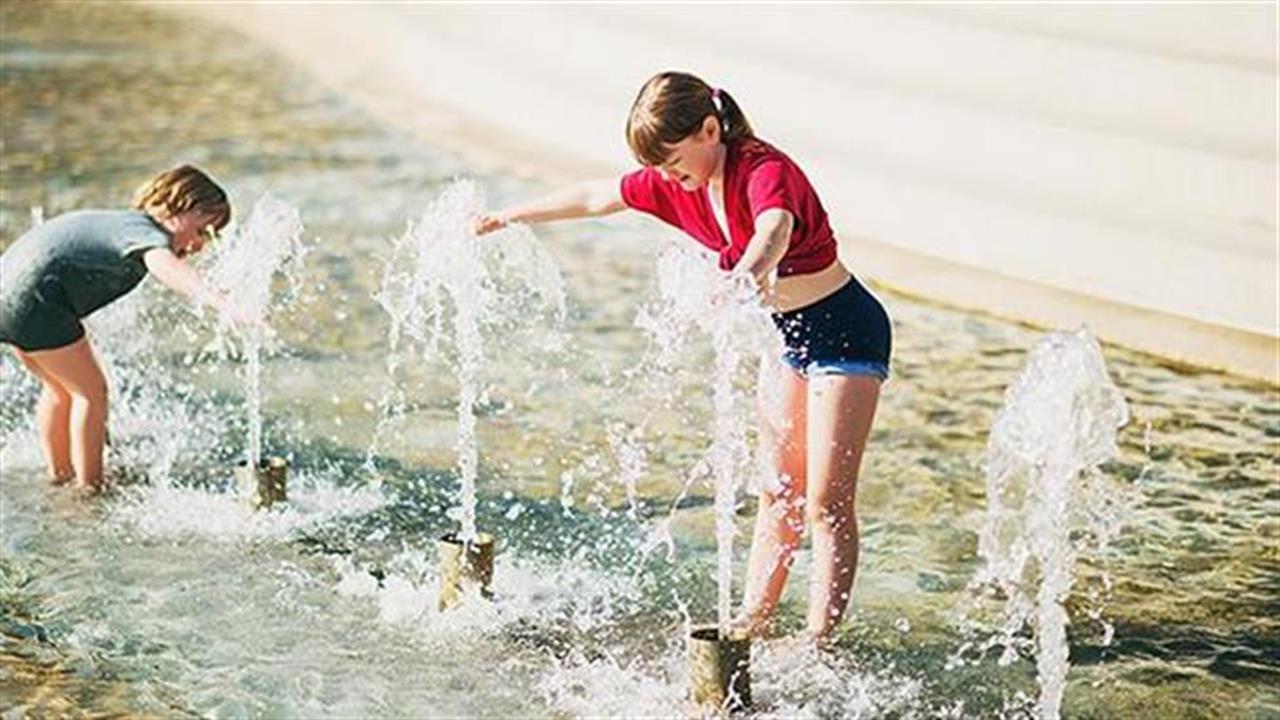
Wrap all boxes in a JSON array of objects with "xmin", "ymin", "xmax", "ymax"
[
  {"xmin": 13, "ymin": 348, "xmax": 74, "ymax": 483},
  {"xmin": 804, "ymin": 374, "xmax": 881, "ymax": 642},
  {"xmin": 739, "ymin": 361, "xmax": 808, "ymax": 635},
  {"xmin": 23, "ymin": 338, "xmax": 109, "ymax": 493}
]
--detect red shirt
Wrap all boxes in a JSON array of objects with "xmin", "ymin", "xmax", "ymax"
[{"xmin": 619, "ymin": 137, "xmax": 837, "ymax": 276}]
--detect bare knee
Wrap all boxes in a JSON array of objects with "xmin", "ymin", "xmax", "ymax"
[
  {"xmin": 69, "ymin": 378, "xmax": 108, "ymax": 409},
  {"xmin": 40, "ymin": 383, "xmax": 72, "ymax": 410}
]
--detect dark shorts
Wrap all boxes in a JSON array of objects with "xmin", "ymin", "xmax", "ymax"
[
  {"xmin": 770, "ymin": 276, "xmax": 893, "ymax": 380},
  {"xmin": 0, "ymin": 274, "xmax": 86, "ymax": 352}
]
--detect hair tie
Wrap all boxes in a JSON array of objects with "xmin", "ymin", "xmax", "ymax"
[{"xmin": 711, "ymin": 87, "xmax": 724, "ymax": 115}]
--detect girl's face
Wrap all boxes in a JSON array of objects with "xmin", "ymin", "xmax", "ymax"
[
  {"xmin": 163, "ymin": 210, "xmax": 220, "ymax": 258},
  {"xmin": 657, "ymin": 115, "xmax": 723, "ymax": 191}
]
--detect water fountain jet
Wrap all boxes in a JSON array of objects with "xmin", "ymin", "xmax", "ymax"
[
  {"xmin": 375, "ymin": 181, "xmax": 565, "ymax": 609},
  {"xmin": 975, "ymin": 327, "xmax": 1129, "ymax": 720},
  {"xmin": 206, "ymin": 194, "xmax": 307, "ymax": 510},
  {"xmin": 637, "ymin": 247, "xmax": 774, "ymax": 713}
]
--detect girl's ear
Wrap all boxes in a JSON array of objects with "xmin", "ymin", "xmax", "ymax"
[{"xmin": 702, "ymin": 114, "xmax": 721, "ymax": 143}]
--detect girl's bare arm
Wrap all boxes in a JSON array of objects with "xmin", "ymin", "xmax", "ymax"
[
  {"xmin": 473, "ymin": 178, "xmax": 627, "ymax": 235},
  {"xmin": 143, "ymin": 247, "xmax": 245, "ymax": 323}
]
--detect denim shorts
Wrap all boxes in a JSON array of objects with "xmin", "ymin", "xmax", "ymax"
[{"xmin": 771, "ymin": 276, "xmax": 892, "ymax": 381}]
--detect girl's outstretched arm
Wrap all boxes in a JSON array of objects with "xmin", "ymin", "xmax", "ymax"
[
  {"xmin": 473, "ymin": 178, "xmax": 626, "ymax": 235},
  {"xmin": 142, "ymin": 247, "xmax": 250, "ymax": 325}
]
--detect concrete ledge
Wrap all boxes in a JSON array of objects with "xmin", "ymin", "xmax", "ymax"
[{"xmin": 849, "ymin": 237, "xmax": 1278, "ymax": 383}]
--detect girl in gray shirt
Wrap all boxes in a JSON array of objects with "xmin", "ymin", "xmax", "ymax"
[{"xmin": 1, "ymin": 165, "xmax": 244, "ymax": 494}]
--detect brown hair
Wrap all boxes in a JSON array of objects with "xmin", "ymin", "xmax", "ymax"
[
  {"xmin": 132, "ymin": 164, "xmax": 231, "ymax": 231},
  {"xmin": 625, "ymin": 71, "xmax": 754, "ymax": 167}
]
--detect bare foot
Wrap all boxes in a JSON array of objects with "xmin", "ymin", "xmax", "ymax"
[
  {"xmin": 758, "ymin": 631, "xmax": 835, "ymax": 663},
  {"xmin": 805, "ymin": 630, "xmax": 835, "ymax": 653},
  {"xmin": 49, "ymin": 471, "xmax": 74, "ymax": 487},
  {"xmin": 72, "ymin": 480, "xmax": 106, "ymax": 498},
  {"xmin": 728, "ymin": 607, "xmax": 776, "ymax": 639}
]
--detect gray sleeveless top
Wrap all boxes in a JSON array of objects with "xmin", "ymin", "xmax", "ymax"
[{"xmin": 1, "ymin": 209, "xmax": 173, "ymax": 320}]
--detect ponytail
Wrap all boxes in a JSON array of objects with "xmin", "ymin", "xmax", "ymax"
[{"xmin": 711, "ymin": 87, "xmax": 753, "ymax": 142}]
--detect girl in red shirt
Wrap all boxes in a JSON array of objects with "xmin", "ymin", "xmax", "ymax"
[{"xmin": 475, "ymin": 71, "xmax": 892, "ymax": 645}]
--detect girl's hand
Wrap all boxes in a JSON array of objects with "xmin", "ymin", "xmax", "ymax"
[
  {"xmin": 216, "ymin": 299, "xmax": 260, "ymax": 330},
  {"xmin": 471, "ymin": 212, "xmax": 509, "ymax": 236},
  {"xmin": 722, "ymin": 270, "xmax": 764, "ymax": 307},
  {"xmin": 708, "ymin": 272, "xmax": 758, "ymax": 312}
]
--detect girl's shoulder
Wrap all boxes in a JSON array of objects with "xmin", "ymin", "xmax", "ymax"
[
  {"xmin": 731, "ymin": 137, "xmax": 798, "ymax": 173},
  {"xmin": 43, "ymin": 208, "xmax": 147, "ymax": 229},
  {"xmin": 33, "ymin": 209, "xmax": 168, "ymax": 252}
]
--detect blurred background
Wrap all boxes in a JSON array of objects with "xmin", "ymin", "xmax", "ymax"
[{"xmin": 174, "ymin": 2, "xmax": 1279, "ymax": 380}]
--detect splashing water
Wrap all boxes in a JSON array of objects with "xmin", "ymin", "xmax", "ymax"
[
  {"xmin": 375, "ymin": 180, "xmax": 565, "ymax": 541},
  {"xmin": 607, "ymin": 422, "xmax": 647, "ymax": 520},
  {"xmin": 332, "ymin": 548, "xmax": 647, "ymax": 639},
  {"xmin": 205, "ymin": 194, "xmax": 307, "ymax": 469},
  {"xmin": 111, "ymin": 472, "xmax": 385, "ymax": 542},
  {"xmin": 973, "ymin": 328, "xmax": 1130, "ymax": 719},
  {"xmin": 637, "ymin": 245, "xmax": 775, "ymax": 632},
  {"xmin": 86, "ymin": 292, "xmax": 222, "ymax": 485},
  {"xmin": 536, "ymin": 633, "xmax": 933, "ymax": 719}
]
